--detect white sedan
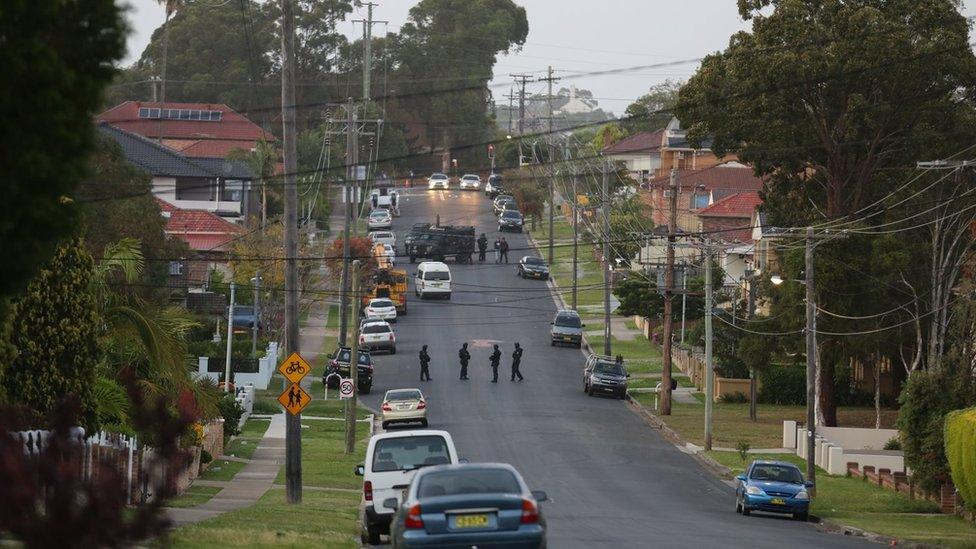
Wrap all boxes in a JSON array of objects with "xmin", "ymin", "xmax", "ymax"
[
  {"xmin": 369, "ymin": 230, "xmax": 396, "ymax": 252},
  {"xmin": 459, "ymin": 174, "xmax": 481, "ymax": 190},
  {"xmin": 381, "ymin": 243, "xmax": 396, "ymax": 266},
  {"xmin": 359, "ymin": 319, "xmax": 396, "ymax": 354},
  {"xmin": 363, "ymin": 298, "xmax": 397, "ymax": 323},
  {"xmin": 367, "ymin": 209, "xmax": 392, "ymax": 231},
  {"xmin": 428, "ymin": 173, "xmax": 450, "ymax": 190}
]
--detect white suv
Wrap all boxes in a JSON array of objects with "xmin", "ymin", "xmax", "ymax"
[
  {"xmin": 427, "ymin": 173, "xmax": 450, "ymax": 190},
  {"xmin": 356, "ymin": 430, "xmax": 460, "ymax": 544}
]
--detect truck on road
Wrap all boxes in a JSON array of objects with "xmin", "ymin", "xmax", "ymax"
[{"xmin": 405, "ymin": 224, "xmax": 475, "ymax": 264}]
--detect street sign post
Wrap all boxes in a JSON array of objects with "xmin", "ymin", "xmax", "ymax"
[
  {"xmin": 278, "ymin": 382, "xmax": 312, "ymax": 415},
  {"xmin": 278, "ymin": 352, "xmax": 311, "ymax": 384},
  {"xmin": 339, "ymin": 378, "xmax": 354, "ymax": 399}
]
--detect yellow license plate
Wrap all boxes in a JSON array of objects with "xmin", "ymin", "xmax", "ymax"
[
  {"xmin": 455, "ymin": 514, "xmax": 489, "ymax": 528},
  {"xmin": 770, "ymin": 498, "xmax": 786, "ymax": 505}
]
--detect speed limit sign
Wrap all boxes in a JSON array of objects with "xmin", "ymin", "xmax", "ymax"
[{"xmin": 339, "ymin": 378, "xmax": 354, "ymax": 399}]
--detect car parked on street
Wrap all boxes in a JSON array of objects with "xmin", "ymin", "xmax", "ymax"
[
  {"xmin": 364, "ymin": 297, "xmax": 398, "ymax": 323},
  {"xmin": 380, "ymin": 388, "xmax": 427, "ymax": 429},
  {"xmin": 498, "ymin": 209, "xmax": 524, "ymax": 232},
  {"xmin": 459, "ymin": 173, "xmax": 481, "ymax": 190},
  {"xmin": 356, "ymin": 430, "xmax": 460, "ymax": 545},
  {"xmin": 485, "ymin": 174, "xmax": 505, "ymax": 198},
  {"xmin": 231, "ymin": 305, "xmax": 258, "ymax": 332},
  {"xmin": 370, "ymin": 230, "xmax": 397, "ymax": 252},
  {"xmin": 360, "ymin": 319, "xmax": 396, "ymax": 354},
  {"xmin": 492, "ymin": 195, "xmax": 515, "ymax": 215},
  {"xmin": 386, "ymin": 463, "xmax": 547, "ymax": 549},
  {"xmin": 427, "ymin": 173, "xmax": 450, "ymax": 190},
  {"xmin": 368, "ymin": 209, "xmax": 393, "ymax": 231},
  {"xmin": 517, "ymin": 256, "xmax": 550, "ymax": 279},
  {"xmin": 550, "ymin": 309, "xmax": 584, "ymax": 347},
  {"xmin": 735, "ymin": 460, "xmax": 812, "ymax": 521},
  {"xmin": 583, "ymin": 354, "xmax": 629, "ymax": 399},
  {"xmin": 323, "ymin": 347, "xmax": 374, "ymax": 394}
]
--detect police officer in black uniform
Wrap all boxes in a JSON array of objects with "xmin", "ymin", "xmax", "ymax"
[
  {"xmin": 489, "ymin": 344, "xmax": 501, "ymax": 383},
  {"xmin": 510, "ymin": 342, "xmax": 524, "ymax": 381},
  {"xmin": 419, "ymin": 344, "xmax": 432, "ymax": 381},
  {"xmin": 477, "ymin": 233, "xmax": 488, "ymax": 262},
  {"xmin": 458, "ymin": 342, "xmax": 471, "ymax": 380}
]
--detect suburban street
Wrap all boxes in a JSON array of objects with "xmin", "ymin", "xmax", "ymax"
[{"xmin": 360, "ymin": 188, "xmax": 871, "ymax": 548}]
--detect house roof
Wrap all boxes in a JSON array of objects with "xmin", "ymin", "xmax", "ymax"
[
  {"xmin": 99, "ymin": 124, "xmax": 253, "ymax": 180},
  {"xmin": 646, "ymin": 164, "xmax": 764, "ymax": 193},
  {"xmin": 697, "ymin": 192, "xmax": 762, "ymax": 218},
  {"xmin": 96, "ymin": 101, "xmax": 275, "ymax": 144},
  {"xmin": 162, "ymin": 138, "xmax": 259, "ymax": 158},
  {"xmin": 602, "ymin": 129, "xmax": 665, "ymax": 155},
  {"xmin": 156, "ymin": 198, "xmax": 242, "ymax": 252}
]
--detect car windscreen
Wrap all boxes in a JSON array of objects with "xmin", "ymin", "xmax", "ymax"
[
  {"xmin": 595, "ymin": 362, "xmax": 625, "ymax": 375},
  {"xmin": 336, "ymin": 349, "xmax": 371, "ymax": 365},
  {"xmin": 524, "ymin": 257, "xmax": 545, "ymax": 265},
  {"xmin": 363, "ymin": 324, "xmax": 391, "ymax": 334},
  {"xmin": 750, "ymin": 464, "xmax": 804, "ymax": 483},
  {"xmin": 502, "ymin": 210, "xmax": 522, "ymax": 219},
  {"xmin": 496, "ymin": 196, "xmax": 513, "ymax": 202},
  {"xmin": 372, "ymin": 232, "xmax": 392, "ymax": 239},
  {"xmin": 370, "ymin": 299, "xmax": 394, "ymax": 308},
  {"xmin": 462, "ymin": 175, "xmax": 479, "ymax": 180},
  {"xmin": 372, "ymin": 435, "xmax": 451, "ymax": 472},
  {"xmin": 417, "ymin": 469, "xmax": 520, "ymax": 498},
  {"xmin": 431, "ymin": 173, "xmax": 447, "ymax": 179},
  {"xmin": 423, "ymin": 271, "xmax": 449, "ymax": 281},
  {"xmin": 386, "ymin": 389, "xmax": 422, "ymax": 401},
  {"xmin": 554, "ymin": 314, "xmax": 582, "ymax": 328}
]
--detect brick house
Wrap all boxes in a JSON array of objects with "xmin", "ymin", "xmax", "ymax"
[
  {"xmin": 157, "ymin": 198, "xmax": 242, "ymax": 288},
  {"xmin": 601, "ymin": 129, "xmax": 665, "ymax": 182},
  {"xmin": 641, "ymin": 163, "xmax": 764, "ymax": 232},
  {"xmin": 656, "ymin": 117, "xmax": 735, "ymax": 177}
]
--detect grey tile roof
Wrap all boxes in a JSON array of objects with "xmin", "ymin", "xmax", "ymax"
[{"xmin": 98, "ymin": 123, "xmax": 252, "ymax": 180}]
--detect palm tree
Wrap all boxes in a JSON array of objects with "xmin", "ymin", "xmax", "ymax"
[{"xmin": 229, "ymin": 140, "xmax": 278, "ymax": 229}]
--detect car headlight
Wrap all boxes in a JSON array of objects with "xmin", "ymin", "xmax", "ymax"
[
  {"xmin": 794, "ymin": 490, "xmax": 808, "ymax": 500},
  {"xmin": 745, "ymin": 485, "xmax": 765, "ymax": 495}
]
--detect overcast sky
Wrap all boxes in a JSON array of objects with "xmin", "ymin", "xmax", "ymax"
[{"xmin": 120, "ymin": 0, "xmax": 976, "ymax": 115}]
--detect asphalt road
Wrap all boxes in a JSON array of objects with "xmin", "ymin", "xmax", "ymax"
[{"xmin": 359, "ymin": 187, "xmax": 871, "ymax": 548}]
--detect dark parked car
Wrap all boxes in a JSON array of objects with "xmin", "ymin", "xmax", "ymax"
[
  {"xmin": 517, "ymin": 256, "xmax": 550, "ymax": 279},
  {"xmin": 485, "ymin": 174, "xmax": 505, "ymax": 198},
  {"xmin": 492, "ymin": 195, "xmax": 516, "ymax": 215},
  {"xmin": 231, "ymin": 305, "xmax": 258, "ymax": 331},
  {"xmin": 550, "ymin": 310, "xmax": 584, "ymax": 347},
  {"xmin": 498, "ymin": 210, "xmax": 524, "ymax": 232},
  {"xmin": 386, "ymin": 463, "xmax": 547, "ymax": 549},
  {"xmin": 735, "ymin": 460, "xmax": 812, "ymax": 521},
  {"xmin": 323, "ymin": 347, "xmax": 374, "ymax": 394},
  {"xmin": 583, "ymin": 355, "xmax": 629, "ymax": 399}
]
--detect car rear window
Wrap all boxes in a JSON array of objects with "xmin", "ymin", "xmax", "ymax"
[
  {"xmin": 554, "ymin": 314, "xmax": 582, "ymax": 328},
  {"xmin": 336, "ymin": 349, "xmax": 371, "ymax": 365},
  {"xmin": 372, "ymin": 435, "xmax": 451, "ymax": 472},
  {"xmin": 386, "ymin": 389, "xmax": 421, "ymax": 401},
  {"xmin": 363, "ymin": 324, "xmax": 391, "ymax": 334},
  {"xmin": 595, "ymin": 362, "xmax": 625, "ymax": 375},
  {"xmin": 502, "ymin": 210, "xmax": 522, "ymax": 219},
  {"xmin": 423, "ymin": 271, "xmax": 449, "ymax": 281},
  {"xmin": 417, "ymin": 469, "xmax": 520, "ymax": 498},
  {"xmin": 371, "ymin": 299, "xmax": 394, "ymax": 308},
  {"xmin": 750, "ymin": 464, "xmax": 804, "ymax": 483}
]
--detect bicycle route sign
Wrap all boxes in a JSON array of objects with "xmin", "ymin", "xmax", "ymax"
[{"xmin": 278, "ymin": 352, "xmax": 311, "ymax": 384}]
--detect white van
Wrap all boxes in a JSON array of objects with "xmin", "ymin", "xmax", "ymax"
[
  {"xmin": 356, "ymin": 430, "xmax": 460, "ymax": 544},
  {"xmin": 414, "ymin": 261, "xmax": 451, "ymax": 300}
]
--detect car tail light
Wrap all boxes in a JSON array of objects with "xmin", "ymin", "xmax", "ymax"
[
  {"xmin": 364, "ymin": 480, "xmax": 373, "ymax": 501},
  {"xmin": 417, "ymin": 400, "xmax": 426, "ymax": 409},
  {"xmin": 520, "ymin": 499, "xmax": 539, "ymax": 524},
  {"xmin": 405, "ymin": 504, "xmax": 424, "ymax": 529},
  {"xmin": 381, "ymin": 402, "xmax": 392, "ymax": 412},
  {"xmin": 389, "ymin": 333, "xmax": 395, "ymax": 341},
  {"xmin": 359, "ymin": 336, "xmax": 365, "ymax": 344}
]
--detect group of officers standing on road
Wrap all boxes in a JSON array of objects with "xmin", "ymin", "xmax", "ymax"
[{"xmin": 417, "ymin": 342, "xmax": 524, "ymax": 382}]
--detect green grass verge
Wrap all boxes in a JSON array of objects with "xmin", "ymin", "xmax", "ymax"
[
  {"xmin": 199, "ymin": 459, "xmax": 246, "ymax": 482},
  {"xmin": 167, "ymin": 485, "xmax": 222, "ymax": 508},
  {"xmin": 273, "ymin": 417, "xmax": 371, "ymax": 489},
  {"xmin": 531, "ymin": 214, "xmax": 576, "ymax": 241},
  {"xmin": 707, "ymin": 452, "xmax": 975, "ymax": 548}
]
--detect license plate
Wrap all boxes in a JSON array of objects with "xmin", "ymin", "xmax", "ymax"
[
  {"xmin": 770, "ymin": 498, "xmax": 786, "ymax": 505},
  {"xmin": 454, "ymin": 514, "xmax": 489, "ymax": 529}
]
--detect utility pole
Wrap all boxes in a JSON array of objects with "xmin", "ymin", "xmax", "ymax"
[
  {"xmin": 224, "ymin": 282, "xmax": 236, "ymax": 393},
  {"xmin": 251, "ymin": 274, "xmax": 261, "ymax": 356},
  {"xmin": 805, "ymin": 226, "xmax": 817, "ymax": 495},
  {"xmin": 572, "ymin": 167, "xmax": 579, "ymax": 311},
  {"xmin": 353, "ymin": 3, "xmax": 387, "ymax": 104},
  {"xmin": 746, "ymin": 271, "xmax": 757, "ymax": 421},
  {"xmin": 602, "ymin": 160, "xmax": 612, "ymax": 356},
  {"xmin": 339, "ymin": 98, "xmax": 356, "ymax": 347},
  {"xmin": 346, "ymin": 260, "xmax": 362, "ymax": 454},
  {"xmin": 704, "ymin": 247, "xmax": 714, "ymax": 450},
  {"xmin": 539, "ymin": 66, "xmax": 560, "ymax": 266},
  {"xmin": 505, "ymin": 88, "xmax": 515, "ymax": 135},
  {"xmin": 660, "ymin": 168, "xmax": 679, "ymax": 415},
  {"xmin": 680, "ymin": 266, "xmax": 688, "ymax": 344},
  {"xmin": 280, "ymin": 0, "xmax": 302, "ymax": 505},
  {"xmin": 510, "ymin": 73, "xmax": 533, "ymax": 136}
]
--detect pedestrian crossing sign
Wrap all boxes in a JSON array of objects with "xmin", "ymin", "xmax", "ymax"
[{"xmin": 278, "ymin": 382, "xmax": 311, "ymax": 415}]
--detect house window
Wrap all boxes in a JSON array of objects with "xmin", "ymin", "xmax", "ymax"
[
  {"xmin": 175, "ymin": 177, "xmax": 215, "ymax": 201},
  {"xmin": 169, "ymin": 261, "xmax": 183, "ymax": 276},
  {"xmin": 691, "ymin": 193, "xmax": 709, "ymax": 209},
  {"xmin": 220, "ymin": 179, "xmax": 244, "ymax": 202}
]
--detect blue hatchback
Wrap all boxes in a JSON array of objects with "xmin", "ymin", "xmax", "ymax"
[
  {"xmin": 735, "ymin": 460, "xmax": 813, "ymax": 521},
  {"xmin": 386, "ymin": 463, "xmax": 547, "ymax": 548}
]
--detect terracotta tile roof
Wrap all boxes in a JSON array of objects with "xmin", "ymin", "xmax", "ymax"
[
  {"xmin": 96, "ymin": 101, "xmax": 274, "ymax": 159},
  {"xmin": 646, "ymin": 164, "xmax": 764, "ymax": 192},
  {"xmin": 697, "ymin": 192, "xmax": 762, "ymax": 218},
  {"xmin": 163, "ymin": 138, "xmax": 258, "ymax": 158},
  {"xmin": 155, "ymin": 198, "xmax": 242, "ymax": 251},
  {"xmin": 602, "ymin": 129, "xmax": 665, "ymax": 155},
  {"xmin": 182, "ymin": 233, "xmax": 239, "ymax": 252}
]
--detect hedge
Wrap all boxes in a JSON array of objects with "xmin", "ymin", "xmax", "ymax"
[
  {"xmin": 758, "ymin": 364, "xmax": 806, "ymax": 405},
  {"xmin": 945, "ymin": 407, "xmax": 976, "ymax": 511}
]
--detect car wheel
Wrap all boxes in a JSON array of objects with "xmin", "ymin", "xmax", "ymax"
[
  {"xmin": 367, "ymin": 526, "xmax": 382, "ymax": 545},
  {"xmin": 381, "ymin": 421, "xmax": 389, "ymax": 430},
  {"xmin": 445, "ymin": 293, "xmax": 451, "ymax": 300},
  {"xmin": 421, "ymin": 419, "xmax": 428, "ymax": 428},
  {"xmin": 794, "ymin": 512, "xmax": 808, "ymax": 521},
  {"xmin": 587, "ymin": 385, "xmax": 595, "ymax": 397},
  {"xmin": 551, "ymin": 340, "xmax": 556, "ymax": 346},
  {"xmin": 735, "ymin": 496, "xmax": 742, "ymax": 514},
  {"xmin": 361, "ymin": 385, "xmax": 372, "ymax": 395},
  {"xmin": 390, "ymin": 346, "xmax": 396, "ymax": 355},
  {"xmin": 741, "ymin": 504, "xmax": 751, "ymax": 516}
]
